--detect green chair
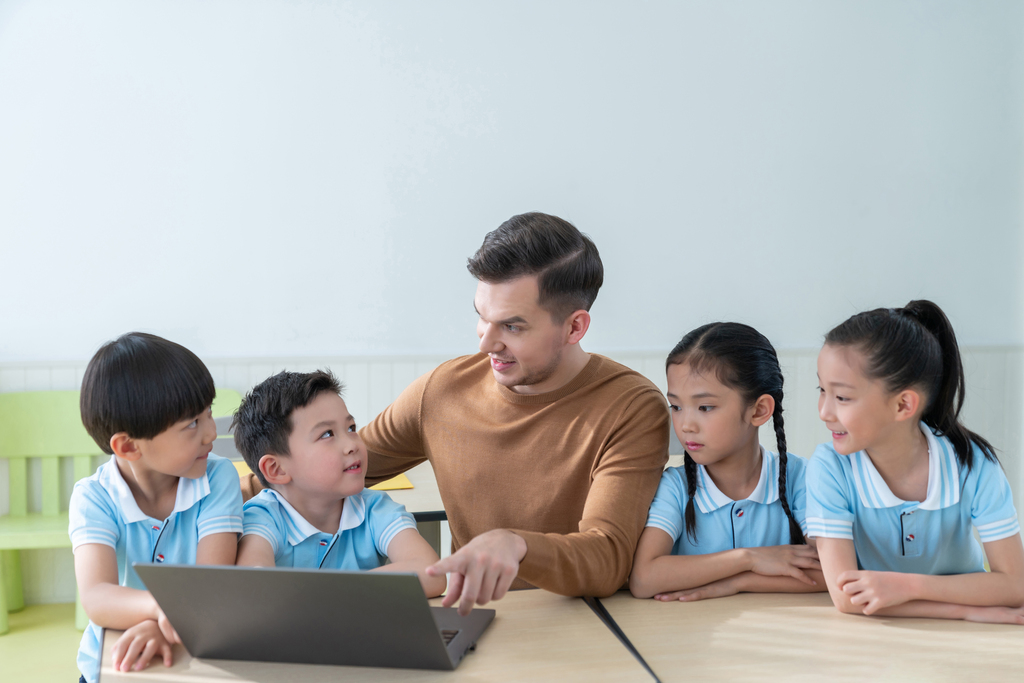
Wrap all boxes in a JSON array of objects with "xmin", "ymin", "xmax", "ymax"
[
  {"xmin": 0, "ymin": 391, "xmax": 101, "ymax": 635},
  {"xmin": 0, "ymin": 387, "xmax": 243, "ymax": 635}
]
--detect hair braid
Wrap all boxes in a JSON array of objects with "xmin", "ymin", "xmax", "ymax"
[
  {"xmin": 772, "ymin": 406, "xmax": 804, "ymax": 545},
  {"xmin": 684, "ymin": 453, "xmax": 699, "ymax": 544}
]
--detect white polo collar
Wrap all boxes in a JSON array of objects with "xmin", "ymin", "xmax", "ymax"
[
  {"xmin": 263, "ymin": 488, "xmax": 367, "ymax": 546},
  {"xmin": 693, "ymin": 447, "xmax": 779, "ymax": 514},
  {"xmin": 848, "ymin": 423, "xmax": 960, "ymax": 510},
  {"xmin": 101, "ymin": 454, "xmax": 211, "ymax": 524}
]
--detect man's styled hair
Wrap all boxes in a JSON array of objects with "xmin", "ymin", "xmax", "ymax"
[
  {"xmin": 232, "ymin": 370, "xmax": 345, "ymax": 487},
  {"xmin": 80, "ymin": 332, "xmax": 216, "ymax": 455},
  {"xmin": 466, "ymin": 212, "xmax": 604, "ymax": 321}
]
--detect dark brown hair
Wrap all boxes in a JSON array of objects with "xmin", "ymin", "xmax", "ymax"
[{"xmin": 467, "ymin": 212, "xmax": 603, "ymax": 322}]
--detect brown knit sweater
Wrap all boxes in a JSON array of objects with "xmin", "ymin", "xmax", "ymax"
[{"xmin": 361, "ymin": 352, "xmax": 669, "ymax": 597}]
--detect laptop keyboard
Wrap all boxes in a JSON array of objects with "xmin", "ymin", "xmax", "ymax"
[{"xmin": 441, "ymin": 629, "xmax": 460, "ymax": 646}]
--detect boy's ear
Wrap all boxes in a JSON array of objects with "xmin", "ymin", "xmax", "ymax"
[
  {"xmin": 109, "ymin": 432, "xmax": 142, "ymax": 461},
  {"xmin": 892, "ymin": 389, "xmax": 922, "ymax": 422},
  {"xmin": 749, "ymin": 394, "xmax": 775, "ymax": 427},
  {"xmin": 259, "ymin": 454, "xmax": 292, "ymax": 486}
]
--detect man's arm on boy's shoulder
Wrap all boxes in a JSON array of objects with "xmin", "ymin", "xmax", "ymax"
[{"xmin": 361, "ymin": 371, "xmax": 432, "ymax": 485}]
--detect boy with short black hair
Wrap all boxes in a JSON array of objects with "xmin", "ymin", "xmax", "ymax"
[
  {"xmin": 233, "ymin": 370, "xmax": 444, "ymax": 596},
  {"xmin": 71, "ymin": 332, "xmax": 243, "ymax": 683}
]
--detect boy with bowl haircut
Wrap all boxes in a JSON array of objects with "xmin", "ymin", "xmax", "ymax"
[
  {"xmin": 233, "ymin": 370, "xmax": 445, "ymax": 597},
  {"xmin": 70, "ymin": 333, "xmax": 243, "ymax": 683}
]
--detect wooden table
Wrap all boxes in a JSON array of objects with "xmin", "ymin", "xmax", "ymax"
[
  {"xmin": 601, "ymin": 591, "xmax": 1024, "ymax": 682},
  {"xmin": 100, "ymin": 589, "xmax": 648, "ymax": 682}
]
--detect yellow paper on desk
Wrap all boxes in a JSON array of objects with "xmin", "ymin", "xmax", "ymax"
[
  {"xmin": 370, "ymin": 474, "xmax": 413, "ymax": 491},
  {"xmin": 233, "ymin": 460, "xmax": 413, "ymax": 491}
]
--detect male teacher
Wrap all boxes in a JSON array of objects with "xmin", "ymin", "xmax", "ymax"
[{"xmin": 362, "ymin": 212, "xmax": 669, "ymax": 614}]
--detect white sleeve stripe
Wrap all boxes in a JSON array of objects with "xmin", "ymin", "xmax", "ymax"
[
  {"xmin": 805, "ymin": 529, "xmax": 854, "ymax": 540},
  {"xmin": 805, "ymin": 517, "xmax": 853, "ymax": 528},
  {"xmin": 241, "ymin": 525, "xmax": 280, "ymax": 554},
  {"xmin": 380, "ymin": 518, "xmax": 418, "ymax": 554},
  {"xmin": 70, "ymin": 531, "xmax": 118, "ymax": 550},
  {"xmin": 646, "ymin": 515, "xmax": 681, "ymax": 534},
  {"xmin": 977, "ymin": 521, "xmax": 1020, "ymax": 542},
  {"xmin": 976, "ymin": 517, "xmax": 1018, "ymax": 532}
]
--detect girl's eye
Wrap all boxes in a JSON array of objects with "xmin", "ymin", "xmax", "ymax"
[
  {"xmin": 817, "ymin": 386, "xmax": 824, "ymax": 394},
  {"xmin": 668, "ymin": 404, "xmax": 680, "ymax": 412},
  {"xmin": 698, "ymin": 405, "xmax": 714, "ymax": 412},
  {"xmin": 320, "ymin": 429, "xmax": 334, "ymax": 439},
  {"xmin": 348, "ymin": 424, "xmax": 357, "ymax": 433},
  {"xmin": 836, "ymin": 396, "xmax": 848, "ymax": 403}
]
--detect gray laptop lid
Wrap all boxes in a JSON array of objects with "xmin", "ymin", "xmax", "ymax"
[{"xmin": 133, "ymin": 563, "xmax": 494, "ymax": 671}]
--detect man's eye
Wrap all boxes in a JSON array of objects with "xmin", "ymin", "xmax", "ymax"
[{"xmin": 504, "ymin": 324, "xmax": 519, "ymax": 333}]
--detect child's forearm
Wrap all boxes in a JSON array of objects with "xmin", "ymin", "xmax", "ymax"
[
  {"xmin": 629, "ymin": 549, "xmax": 752, "ymax": 598},
  {"xmin": 732, "ymin": 570, "xmax": 827, "ymax": 594},
  {"xmin": 372, "ymin": 561, "xmax": 447, "ymax": 597},
  {"xmin": 80, "ymin": 584, "xmax": 160, "ymax": 629},
  {"xmin": 905, "ymin": 572, "xmax": 1024, "ymax": 608}
]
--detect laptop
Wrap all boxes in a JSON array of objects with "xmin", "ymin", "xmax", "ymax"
[{"xmin": 132, "ymin": 563, "xmax": 495, "ymax": 671}]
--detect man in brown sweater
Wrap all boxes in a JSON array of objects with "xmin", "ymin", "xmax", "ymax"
[{"xmin": 362, "ymin": 213, "xmax": 669, "ymax": 615}]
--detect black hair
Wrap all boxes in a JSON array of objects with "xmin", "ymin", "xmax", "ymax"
[
  {"xmin": 466, "ymin": 212, "xmax": 604, "ymax": 322},
  {"xmin": 232, "ymin": 370, "xmax": 345, "ymax": 487},
  {"xmin": 824, "ymin": 299, "xmax": 996, "ymax": 471},
  {"xmin": 80, "ymin": 332, "xmax": 215, "ymax": 455},
  {"xmin": 667, "ymin": 323, "xmax": 803, "ymax": 546}
]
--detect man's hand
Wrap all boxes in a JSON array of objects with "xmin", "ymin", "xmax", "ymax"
[
  {"xmin": 837, "ymin": 570, "xmax": 913, "ymax": 614},
  {"xmin": 425, "ymin": 529, "xmax": 527, "ymax": 616},
  {"xmin": 111, "ymin": 620, "xmax": 174, "ymax": 672}
]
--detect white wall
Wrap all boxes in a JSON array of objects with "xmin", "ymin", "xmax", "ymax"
[{"xmin": 1, "ymin": 0, "xmax": 1022, "ymax": 362}]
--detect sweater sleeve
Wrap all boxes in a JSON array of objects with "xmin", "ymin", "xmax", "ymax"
[
  {"xmin": 361, "ymin": 369, "xmax": 431, "ymax": 486},
  {"xmin": 511, "ymin": 388, "xmax": 669, "ymax": 596}
]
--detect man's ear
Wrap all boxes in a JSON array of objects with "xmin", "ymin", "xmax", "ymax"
[
  {"xmin": 259, "ymin": 454, "xmax": 292, "ymax": 486},
  {"xmin": 892, "ymin": 389, "xmax": 923, "ymax": 423},
  {"xmin": 109, "ymin": 432, "xmax": 142, "ymax": 461},
  {"xmin": 749, "ymin": 394, "xmax": 776, "ymax": 427},
  {"xmin": 565, "ymin": 309, "xmax": 591, "ymax": 345}
]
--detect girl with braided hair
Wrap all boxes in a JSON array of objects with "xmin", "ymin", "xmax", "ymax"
[
  {"xmin": 629, "ymin": 323, "xmax": 825, "ymax": 601},
  {"xmin": 809, "ymin": 300, "xmax": 1024, "ymax": 623}
]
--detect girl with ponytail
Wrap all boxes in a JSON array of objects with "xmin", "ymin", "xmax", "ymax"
[
  {"xmin": 629, "ymin": 323, "xmax": 825, "ymax": 601},
  {"xmin": 809, "ymin": 300, "xmax": 1024, "ymax": 623}
]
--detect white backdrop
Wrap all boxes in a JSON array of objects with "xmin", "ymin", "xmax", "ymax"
[{"xmin": 1, "ymin": 0, "xmax": 1022, "ymax": 360}]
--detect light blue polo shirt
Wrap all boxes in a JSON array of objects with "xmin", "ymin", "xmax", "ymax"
[
  {"xmin": 646, "ymin": 449, "xmax": 808, "ymax": 554},
  {"xmin": 806, "ymin": 423, "xmax": 1020, "ymax": 574},
  {"xmin": 68, "ymin": 454, "xmax": 243, "ymax": 683},
  {"xmin": 242, "ymin": 487, "xmax": 417, "ymax": 570}
]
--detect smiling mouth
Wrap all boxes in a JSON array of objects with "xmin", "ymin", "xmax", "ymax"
[
  {"xmin": 343, "ymin": 461, "xmax": 362, "ymax": 473},
  {"xmin": 832, "ymin": 431, "xmax": 848, "ymax": 438},
  {"xmin": 490, "ymin": 357, "xmax": 516, "ymax": 370},
  {"xmin": 685, "ymin": 442, "xmax": 704, "ymax": 450}
]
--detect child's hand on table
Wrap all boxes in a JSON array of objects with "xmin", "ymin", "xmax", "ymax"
[
  {"xmin": 746, "ymin": 545, "xmax": 820, "ymax": 584},
  {"xmin": 837, "ymin": 570, "xmax": 912, "ymax": 614},
  {"xmin": 111, "ymin": 619, "xmax": 175, "ymax": 672},
  {"xmin": 655, "ymin": 574, "xmax": 743, "ymax": 602}
]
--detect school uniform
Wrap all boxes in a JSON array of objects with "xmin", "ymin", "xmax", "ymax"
[
  {"xmin": 242, "ymin": 487, "xmax": 417, "ymax": 569},
  {"xmin": 806, "ymin": 423, "xmax": 1020, "ymax": 574},
  {"xmin": 68, "ymin": 454, "xmax": 243, "ymax": 683},
  {"xmin": 646, "ymin": 449, "xmax": 808, "ymax": 554}
]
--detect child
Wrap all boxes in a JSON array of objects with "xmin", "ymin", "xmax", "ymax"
[
  {"xmin": 630, "ymin": 323, "xmax": 824, "ymax": 601},
  {"xmin": 233, "ymin": 370, "xmax": 446, "ymax": 597},
  {"xmin": 809, "ymin": 300, "xmax": 1024, "ymax": 623},
  {"xmin": 70, "ymin": 333, "xmax": 243, "ymax": 682}
]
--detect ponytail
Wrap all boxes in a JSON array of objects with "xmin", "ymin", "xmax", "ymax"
[
  {"xmin": 825, "ymin": 300, "xmax": 996, "ymax": 471},
  {"xmin": 772, "ymin": 404, "xmax": 804, "ymax": 545},
  {"xmin": 683, "ymin": 454, "xmax": 699, "ymax": 544}
]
